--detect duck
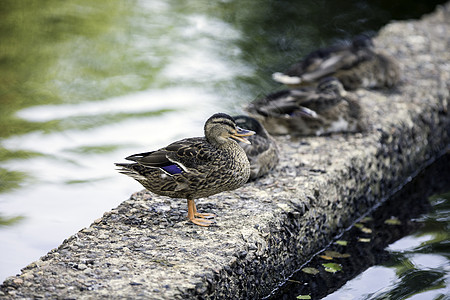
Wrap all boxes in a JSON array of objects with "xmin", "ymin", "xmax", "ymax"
[
  {"xmin": 246, "ymin": 77, "xmax": 365, "ymax": 136},
  {"xmin": 115, "ymin": 113, "xmax": 255, "ymax": 227},
  {"xmin": 272, "ymin": 34, "xmax": 400, "ymax": 90},
  {"xmin": 232, "ymin": 115, "xmax": 279, "ymax": 181}
]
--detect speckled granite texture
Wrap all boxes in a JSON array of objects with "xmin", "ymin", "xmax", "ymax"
[{"xmin": 1, "ymin": 3, "xmax": 449, "ymax": 299}]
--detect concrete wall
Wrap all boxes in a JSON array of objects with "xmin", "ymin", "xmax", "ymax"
[{"xmin": 1, "ymin": 3, "xmax": 449, "ymax": 299}]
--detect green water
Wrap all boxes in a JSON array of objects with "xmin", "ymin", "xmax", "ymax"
[{"xmin": 0, "ymin": 0, "xmax": 446, "ymax": 291}]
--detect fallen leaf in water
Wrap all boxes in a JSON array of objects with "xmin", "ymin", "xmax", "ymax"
[
  {"xmin": 384, "ymin": 217, "xmax": 402, "ymax": 225},
  {"xmin": 322, "ymin": 263, "xmax": 342, "ymax": 273},
  {"xmin": 301, "ymin": 267, "xmax": 319, "ymax": 275},
  {"xmin": 287, "ymin": 279, "xmax": 303, "ymax": 284},
  {"xmin": 319, "ymin": 255, "xmax": 333, "ymax": 260},
  {"xmin": 355, "ymin": 223, "xmax": 372, "ymax": 233},
  {"xmin": 361, "ymin": 227, "xmax": 372, "ymax": 234},
  {"xmin": 360, "ymin": 217, "xmax": 373, "ymax": 223},
  {"xmin": 335, "ymin": 240, "xmax": 348, "ymax": 246},
  {"xmin": 324, "ymin": 251, "xmax": 351, "ymax": 258}
]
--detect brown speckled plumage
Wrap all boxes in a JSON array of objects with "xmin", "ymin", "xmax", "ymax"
[
  {"xmin": 115, "ymin": 113, "xmax": 253, "ymax": 226},
  {"xmin": 272, "ymin": 35, "xmax": 400, "ymax": 90},
  {"xmin": 233, "ymin": 115, "xmax": 279, "ymax": 181},
  {"xmin": 246, "ymin": 77, "xmax": 365, "ymax": 136}
]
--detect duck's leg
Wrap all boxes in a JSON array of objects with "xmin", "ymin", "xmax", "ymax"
[
  {"xmin": 192, "ymin": 201, "xmax": 216, "ymax": 219},
  {"xmin": 187, "ymin": 199, "xmax": 215, "ymax": 227}
]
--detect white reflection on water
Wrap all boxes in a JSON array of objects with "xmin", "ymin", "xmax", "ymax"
[
  {"xmin": 387, "ymin": 234, "xmax": 434, "ymax": 252},
  {"xmin": 322, "ymin": 266, "xmax": 398, "ymax": 300},
  {"xmin": 409, "ymin": 253, "xmax": 449, "ymax": 270},
  {"xmin": 16, "ymin": 87, "xmax": 200, "ymax": 122}
]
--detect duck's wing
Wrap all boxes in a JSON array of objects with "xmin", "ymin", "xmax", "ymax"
[
  {"xmin": 246, "ymin": 90, "xmax": 293, "ymax": 116},
  {"xmin": 259, "ymin": 87, "xmax": 314, "ymax": 106},
  {"xmin": 284, "ymin": 44, "xmax": 348, "ymax": 75},
  {"xmin": 295, "ymin": 92, "xmax": 344, "ymax": 112},
  {"xmin": 300, "ymin": 51, "xmax": 358, "ymax": 82},
  {"xmin": 289, "ymin": 89, "xmax": 320, "ymax": 104},
  {"xmin": 254, "ymin": 99, "xmax": 300, "ymax": 117},
  {"xmin": 126, "ymin": 138, "xmax": 212, "ymax": 175},
  {"xmin": 262, "ymin": 100, "xmax": 319, "ymax": 119},
  {"xmin": 126, "ymin": 150, "xmax": 170, "ymax": 167},
  {"xmin": 244, "ymin": 135, "xmax": 271, "ymax": 156},
  {"xmin": 125, "ymin": 150, "xmax": 185, "ymax": 175},
  {"xmin": 247, "ymin": 88, "xmax": 321, "ymax": 118},
  {"xmin": 301, "ymin": 46, "xmax": 374, "ymax": 83}
]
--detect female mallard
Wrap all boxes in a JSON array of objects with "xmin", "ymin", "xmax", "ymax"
[
  {"xmin": 246, "ymin": 77, "xmax": 364, "ymax": 136},
  {"xmin": 232, "ymin": 115, "xmax": 279, "ymax": 181},
  {"xmin": 115, "ymin": 113, "xmax": 254, "ymax": 227},
  {"xmin": 272, "ymin": 35, "xmax": 400, "ymax": 90}
]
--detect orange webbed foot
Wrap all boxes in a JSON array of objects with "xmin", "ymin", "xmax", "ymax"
[
  {"xmin": 187, "ymin": 199, "xmax": 216, "ymax": 227},
  {"xmin": 190, "ymin": 218, "xmax": 215, "ymax": 227},
  {"xmin": 194, "ymin": 212, "xmax": 216, "ymax": 219}
]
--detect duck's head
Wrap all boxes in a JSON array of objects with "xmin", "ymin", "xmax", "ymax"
[
  {"xmin": 204, "ymin": 113, "xmax": 255, "ymax": 145},
  {"xmin": 317, "ymin": 77, "xmax": 347, "ymax": 97},
  {"xmin": 233, "ymin": 115, "xmax": 269, "ymax": 139}
]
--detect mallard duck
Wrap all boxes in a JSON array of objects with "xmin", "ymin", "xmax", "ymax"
[
  {"xmin": 272, "ymin": 35, "xmax": 400, "ymax": 90},
  {"xmin": 246, "ymin": 77, "xmax": 364, "ymax": 136},
  {"xmin": 115, "ymin": 113, "xmax": 254, "ymax": 227},
  {"xmin": 232, "ymin": 115, "xmax": 279, "ymax": 181}
]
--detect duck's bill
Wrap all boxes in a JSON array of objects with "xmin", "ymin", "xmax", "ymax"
[{"xmin": 231, "ymin": 127, "xmax": 255, "ymax": 144}]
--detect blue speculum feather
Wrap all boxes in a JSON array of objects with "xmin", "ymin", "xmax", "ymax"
[{"xmin": 161, "ymin": 164, "xmax": 183, "ymax": 174}]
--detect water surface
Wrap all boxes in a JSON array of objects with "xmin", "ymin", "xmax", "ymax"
[{"xmin": 267, "ymin": 153, "xmax": 450, "ymax": 299}]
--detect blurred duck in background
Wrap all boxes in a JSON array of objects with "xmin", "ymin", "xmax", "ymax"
[
  {"xmin": 246, "ymin": 77, "xmax": 365, "ymax": 136},
  {"xmin": 233, "ymin": 115, "xmax": 279, "ymax": 181},
  {"xmin": 272, "ymin": 35, "xmax": 400, "ymax": 90}
]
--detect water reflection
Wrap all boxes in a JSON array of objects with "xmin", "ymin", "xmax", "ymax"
[{"xmin": 0, "ymin": 0, "xmax": 446, "ymax": 284}]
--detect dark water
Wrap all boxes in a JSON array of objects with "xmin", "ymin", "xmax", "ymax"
[
  {"xmin": 0, "ymin": 0, "xmax": 447, "ymax": 286},
  {"xmin": 267, "ymin": 152, "xmax": 450, "ymax": 299}
]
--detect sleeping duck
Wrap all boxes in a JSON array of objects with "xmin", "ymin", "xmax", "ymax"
[
  {"xmin": 272, "ymin": 35, "xmax": 400, "ymax": 90},
  {"xmin": 246, "ymin": 77, "xmax": 365, "ymax": 136}
]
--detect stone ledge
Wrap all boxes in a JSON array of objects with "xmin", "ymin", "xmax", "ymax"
[{"xmin": 1, "ymin": 3, "xmax": 449, "ymax": 299}]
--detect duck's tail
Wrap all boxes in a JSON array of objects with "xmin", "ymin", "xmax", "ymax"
[{"xmin": 114, "ymin": 163, "xmax": 149, "ymax": 182}]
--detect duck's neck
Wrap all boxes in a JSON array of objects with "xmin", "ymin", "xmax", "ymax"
[
  {"xmin": 215, "ymin": 140, "xmax": 244, "ymax": 158},
  {"xmin": 218, "ymin": 139, "xmax": 239, "ymax": 150}
]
